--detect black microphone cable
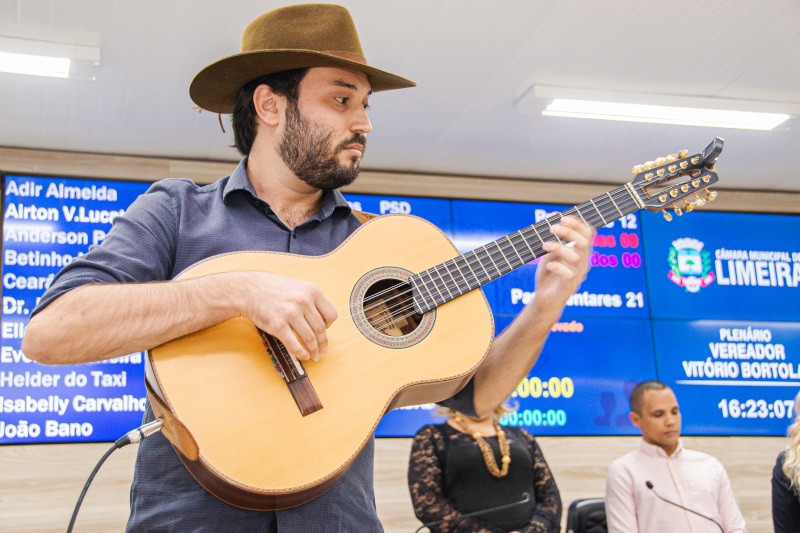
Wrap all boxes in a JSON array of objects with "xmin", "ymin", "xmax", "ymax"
[
  {"xmin": 414, "ymin": 492, "xmax": 530, "ymax": 533},
  {"xmin": 645, "ymin": 481, "xmax": 724, "ymax": 532},
  {"xmin": 66, "ymin": 419, "xmax": 164, "ymax": 533}
]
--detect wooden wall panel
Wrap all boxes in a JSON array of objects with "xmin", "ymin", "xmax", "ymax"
[{"xmin": 0, "ymin": 436, "xmax": 786, "ymax": 533}]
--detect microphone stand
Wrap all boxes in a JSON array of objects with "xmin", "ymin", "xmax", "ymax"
[
  {"xmin": 414, "ymin": 492, "xmax": 530, "ymax": 533},
  {"xmin": 645, "ymin": 481, "xmax": 724, "ymax": 533}
]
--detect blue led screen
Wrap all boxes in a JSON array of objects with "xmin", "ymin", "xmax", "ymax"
[
  {"xmin": 640, "ymin": 210, "xmax": 800, "ymax": 322},
  {"xmin": 1, "ymin": 175, "xmax": 152, "ymax": 443},
  {"xmin": 2, "ymin": 175, "xmax": 798, "ymax": 442},
  {"xmin": 653, "ymin": 319, "xmax": 800, "ymax": 436}
]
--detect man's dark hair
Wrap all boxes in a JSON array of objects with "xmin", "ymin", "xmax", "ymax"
[
  {"xmin": 231, "ymin": 68, "xmax": 309, "ymax": 156},
  {"xmin": 629, "ymin": 380, "xmax": 670, "ymax": 415}
]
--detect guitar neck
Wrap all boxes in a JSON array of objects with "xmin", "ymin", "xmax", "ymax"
[{"xmin": 411, "ymin": 184, "xmax": 643, "ymax": 314}]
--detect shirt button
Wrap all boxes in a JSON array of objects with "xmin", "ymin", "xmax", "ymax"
[{"xmin": 292, "ymin": 232, "xmax": 297, "ymax": 239}]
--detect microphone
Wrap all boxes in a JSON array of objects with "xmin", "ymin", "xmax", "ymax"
[
  {"xmin": 414, "ymin": 492, "xmax": 530, "ymax": 533},
  {"xmin": 645, "ymin": 481, "xmax": 724, "ymax": 532}
]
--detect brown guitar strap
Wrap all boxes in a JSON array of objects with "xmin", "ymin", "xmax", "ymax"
[{"xmin": 352, "ymin": 210, "xmax": 379, "ymax": 224}]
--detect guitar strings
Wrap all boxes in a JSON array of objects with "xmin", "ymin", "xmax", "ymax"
[
  {"xmin": 329, "ymin": 183, "xmax": 640, "ymax": 325},
  {"xmin": 324, "ymin": 189, "xmax": 637, "ymax": 346},
  {"xmin": 321, "ymin": 189, "xmax": 638, "ymax": 347},
  {"xmin": 301, "ymin": 172, "xmax": 701, "ymax": 352},
  {"xmin": 338, "ymin": 166, "xmax": 699, "ymax": 320},
  {"xmin": 339, "ymin": 178, "xmax": 652, "ymax": 321}
]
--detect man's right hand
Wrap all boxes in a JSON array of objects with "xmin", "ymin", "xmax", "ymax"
[
  {"xmin": 24, "ymin": 269, "xmax": 338, "ymax": 366},
  {"xmin": 230, "ymin": 272, "xmax": 338, "ymax": 362}
]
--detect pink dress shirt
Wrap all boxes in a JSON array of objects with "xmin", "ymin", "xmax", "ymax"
[{"xmin": 605, "ymin": 439, "xmax": 747, "ymax": 533}]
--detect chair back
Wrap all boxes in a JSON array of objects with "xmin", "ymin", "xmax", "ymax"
[{"xmin": 566, "ymin": 498, "xmax": 607, "ymax": 533}]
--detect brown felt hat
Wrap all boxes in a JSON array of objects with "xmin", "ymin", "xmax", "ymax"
[{"xmin": 189, "ymin": 4, "xmax": 416, "ymax": 114}]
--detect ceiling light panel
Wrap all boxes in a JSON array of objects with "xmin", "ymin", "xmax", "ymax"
[
  {"xmin": 0, "ymin": 51, "xmax": 70, "ymax": 78},
  {"xmin": 518, "ymin": 86, "xmax": 796, "ymax": 131},
  {"xmin": 543, "ymin": 99, "xmax": 789, "ymax": 130},
  {"xmin": 0, "ymin": 36, "xmax": 100, "ymax": 80}
]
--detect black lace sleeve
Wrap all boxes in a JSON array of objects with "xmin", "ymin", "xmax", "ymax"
[
  {"xmin": 408, "ymin": 425, "xmax": 502, "ymax": 533},
  {"xmin": 515, "ymin": 429, "xmax": 562, "ymax": 533}
]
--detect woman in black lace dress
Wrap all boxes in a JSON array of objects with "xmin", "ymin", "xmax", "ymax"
[{"xmin": 408, "ymin": 407, "xmax": 561, "ymax": 533}]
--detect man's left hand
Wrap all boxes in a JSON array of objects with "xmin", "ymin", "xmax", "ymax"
[{"xmin": 533, "ymin": 215, "xmax": 594, "ymax": 317}]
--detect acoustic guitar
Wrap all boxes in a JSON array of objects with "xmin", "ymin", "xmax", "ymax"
[{"xmin": 145, "ymin": 138, "xmax": 724, "ymax": 510}]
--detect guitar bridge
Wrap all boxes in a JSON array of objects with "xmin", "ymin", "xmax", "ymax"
[{"xmin": 259, "ymin": 330, "xmax": 323, "ymax": 416}]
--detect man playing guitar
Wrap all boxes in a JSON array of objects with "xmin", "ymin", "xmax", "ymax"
[{"xmin": 23, "ymin": 4, "xmax": 592, "ymax": 531}]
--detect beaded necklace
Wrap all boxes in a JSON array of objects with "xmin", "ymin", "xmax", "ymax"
[{"xmin": 451, "ymin": 414, "xmax": 510, "ymax": 478}]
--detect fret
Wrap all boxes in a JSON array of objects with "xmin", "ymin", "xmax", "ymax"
[
  {"xmin": 542, "ymin": 217, "xmax": 565, "ymax": 245},
  {"xmin": 420, "ymin": 274, "xmax": 439, "ymax": 307},
  {"xmin": 530, "ymin": 224, "xmax": 546, "ymax": 247},
  {"xmin": 625, "ymin": 182, "xmax": 646, "ymax": 209},
  {"xmin": 589, "ymin": 198, "xmax": 607, "ymax": 225},
  {"xmin": 470, "ymin": 249, "xmax": 492, "ymax": 281},
  {"xmin": 420, "ymin": 270, "xmax": 446, "ymax": 305},
  {"xmin": 518, "ymin": 229, "xmax": 537, "ymax": 259},
  {"xmin": 506, "ymin": 233, "xmax": 530, "ymax": 268},
  {"xmin": 433, "ymin": 264, "xmax": 457, "ymax": 300},
  {"xmin": 606, "ymin": 192, "xmax": 623, "ymax": 218},
  {"xmin": 492, "ymin": 241, "xmax": 513, "ymax": 272},
  {"xmin": 445, "ymin": 257, "xmax": 480, "ymax": 294},
  {"xmin": 574, "ymin": 205, "xmax": 591, "ymax": 229},
  {"xmin": 456, "ymin": 255, "xmax": 481, "ymax": 288},
  {"xmin": 410, "ymin": 277, "xmax": 434, "ymax": 311},
  {"xmin": 581, "ymin": 202, "xmax": 604, "ymax": 228},
  {"xmin": 506, "ymin": 235, "xmax": 527, "ymax": 265},
  {"xmin": 416, "ymin": 271, "xmax": 438, "ymax": 307},
  {"xmin": 478, "ymin": 245, "xmax": 503, "ymax": 278},
  {"xmin": 443, "ymin": 261, "xmax": 469, "ymax": 294}
]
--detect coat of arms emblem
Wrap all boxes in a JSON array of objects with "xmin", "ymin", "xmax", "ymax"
[{"xmin": 668, "ymin": 238, "xmax": 715, "ymax": 293}]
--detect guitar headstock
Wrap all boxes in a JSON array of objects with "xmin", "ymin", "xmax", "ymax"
[{"xmin": 630, "ymin": 137, "xmax": 724, "ymax": 221}]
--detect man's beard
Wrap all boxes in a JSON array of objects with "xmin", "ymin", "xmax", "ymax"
[{"xmin": 277, "ymin": 100, "xmax": 366, "ymax": 191}]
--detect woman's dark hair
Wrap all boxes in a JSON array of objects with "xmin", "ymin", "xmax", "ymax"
[{"xmin": 231, "ymin": 68, "xmax": 309, "ymax": 156}]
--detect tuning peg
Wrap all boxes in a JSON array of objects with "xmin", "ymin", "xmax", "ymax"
[
  {"xmin": 678, "ymin": 150, "xmax": 688, "ymax": 159},
  {"xmin": 632, "ymin": 165, "xmax": 644, "ymax": 174},
  {"xmin": 705, "ymin": 189, "xmax": 717, "ymax": 202},
  {"xmin": 662, "ymin": 210, "xmax": 673, "ymax": 221},
  {"xmin": 642, "ymin": 161, "xmax": 655, "ymax": 171},
  {"xmin": 654, "ymin": 157, "xmax": 667, "ymax": 166},
  {"xmin": 684, "ymin": 200, "xmax": 695, "ymax": 212},
  {"xmin": 693, "ymin": 193, "xmax": 706, "ymax": 208},
  {"xmin": 674, "ymin": 206, "xmax": 683, "ymax": 216},
  {"xmin": 666, "ymin": 154, "xmax": 677, "ymax": 163}
]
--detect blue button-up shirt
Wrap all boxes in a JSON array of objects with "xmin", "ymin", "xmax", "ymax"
[{"xmin": 34, "ymin": 159, "xmax": 474, "ymax": 533}]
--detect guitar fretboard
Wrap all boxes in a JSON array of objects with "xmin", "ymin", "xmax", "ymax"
[{"xmin": 411, "ymin": 184, "xmax": 642, "ymax": 314}]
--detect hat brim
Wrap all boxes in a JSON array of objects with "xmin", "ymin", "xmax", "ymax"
[{"xmin": 189, "ymin": 50, "xmax": 416, "ymax": 114}]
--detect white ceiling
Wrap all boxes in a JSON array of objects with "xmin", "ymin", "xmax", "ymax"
[{"xmin": 1, "ymin": 0, "xmax": 799, "ymax": 191}]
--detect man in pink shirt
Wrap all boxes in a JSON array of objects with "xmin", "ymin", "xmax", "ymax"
[{"xmin": 605, "ymin": 381, "xmax": 747, "ymax": 533}]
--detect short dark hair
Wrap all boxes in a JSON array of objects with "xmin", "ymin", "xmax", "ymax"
[
  {"xmin": 629, "ymin": 381, "xmax": 670, "ymax": 415},
  {"xmin": 231, "ymin": 68, "xmax": 309, "ymax": 156}
]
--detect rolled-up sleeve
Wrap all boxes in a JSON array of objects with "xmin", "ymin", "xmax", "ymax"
[
  {"xmin": 435, "ymin": 379, "xmax": 476, "ymax": 418},
  {"xmin": 32, "ymin": 181, "xmax": 181, "ymax": 316}
]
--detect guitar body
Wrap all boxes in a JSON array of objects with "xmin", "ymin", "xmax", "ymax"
[{"xmin": 147, "ymin": 214, "xmax": 495, "ymax": 510}]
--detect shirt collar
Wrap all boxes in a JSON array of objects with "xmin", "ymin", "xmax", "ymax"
[
  {"xmin": 223, "ymin": 157, "xmax": 352, "ymax": 222},
  {"xmin": 223, "ymin": 157, "xmax": 259, "ymax": 201},
  {"xmin": 639, "ymin": 437, "xmax": 684, "ymax": 459}
]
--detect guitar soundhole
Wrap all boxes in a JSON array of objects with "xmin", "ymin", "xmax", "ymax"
[{"xmin": 362, "ymin": 279, "xmax": 423, "ymax": 337}]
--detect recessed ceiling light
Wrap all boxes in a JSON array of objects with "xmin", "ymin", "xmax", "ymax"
[
  {"xmin": 542, "ymin": 99, "xmax": 789, "ymax": 130},
  {"xmin": 518, "ymin": 86, "xmax": 795, "ymax": 131},
  {"xmin": 0, "ymin": 51, "xmax": 70, "ymax": 78}
]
